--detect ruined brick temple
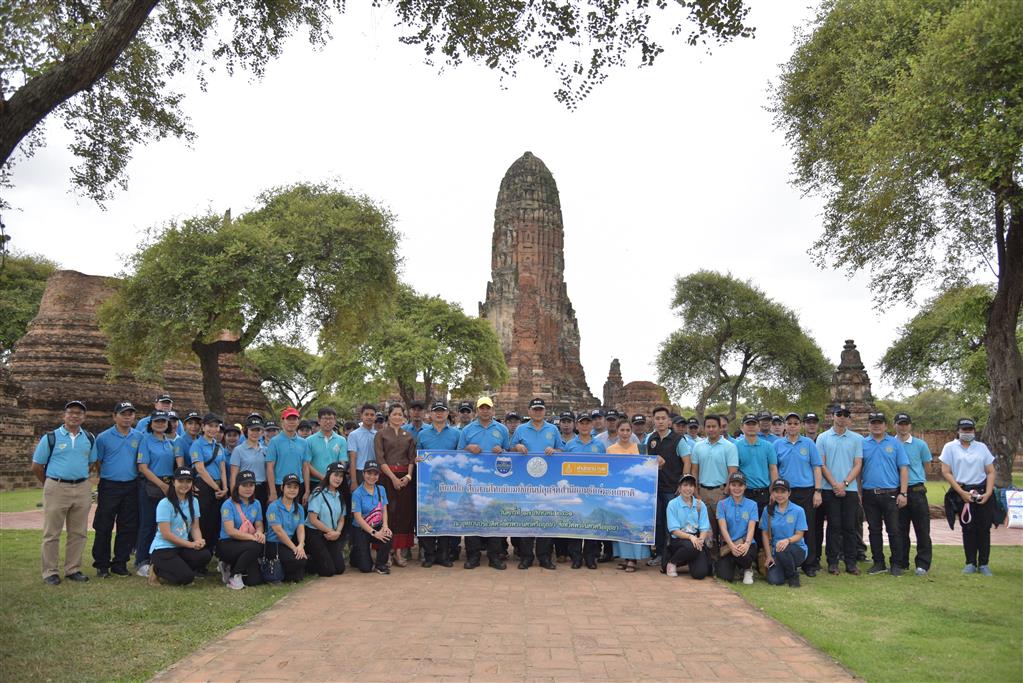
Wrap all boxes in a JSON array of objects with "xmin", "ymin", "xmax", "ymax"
[
  {"xmin": 479, "ymin": 152, "xmax": 599, "ymax": 413},
  {"xmin": 828, "ymin": 339, "xmax": 877, "ymax": 432}
]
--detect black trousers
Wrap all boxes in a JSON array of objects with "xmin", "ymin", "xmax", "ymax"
[
  {"xmin": 352, "ymin": 527, "xmax": 391, "ymax": 572},
  {"xmin": 151, "ymin": 546, "xmax": 212, "ymax": 585},
  {"xmin": 217, "ymin": 539, "xmax": 264, "ymax": 585},
  {"xmin": 465, "ymin": 536, "xmax": 502, "ymax": 564},
  {"xmin": 305, "ymin": 527, "xmax": 345, "ymax": 577},
  {"xmin": 789, "ymin": 487, "xmax": 819, "ymax": 570},
  {"xmin": 420, "ymin": 536, "xmax": 451, "ymax": 564},
  {"xmin": 767, "ymin": 545, "xmax": 806, "ymax": 585},
  {"xmin": 518, "ymin": 537, "xmax": 553, "ymax": 565},
  {"xmin": 135, "ymin": 481, "xmax": 162, "ymax": 567},
  {"xmin": 565, "ymin": 539, "xmax": 601, "ymax": 563},
  {"xmin": 195, "ymin": 479, "xmax": 223, "ymax": 554},
  {"xmin": 823, "ymin": 490, "xmax": 861, "ymax": 569},
  {"xmin": 665, "ymin": 538, "xmax": 710, "ymax": 579},
  {"xmin": 654, "ymin": 490, "xmax": 674, "ymax": 560},
  {"xmin": 895, "ymin": 488, "xmax": 932, "ymax": 570},
  {"xmin": 253, "ymin": 482, "xmax": 269, "ymax": 512},
  {"xmin": 716, "ymin": 543, "xmax": 756, "ymax": 582},
  {"xmin": 265, "ymin": 541, "xmax": 307, "ymax": 582},
  {"xmin": 958, "ymin": 483, "xmax": 994, "ymax": 567},
  {"xmin": 92, "ymin": 479, "xmax": 138, "ymax": 571},
  {"xmin": 862, "ymin": 490, "xmax": 904, "ymax": 567}
]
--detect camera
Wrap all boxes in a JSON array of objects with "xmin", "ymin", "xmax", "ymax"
[{"xmin": 970, "ymin": 491, "xmax": 983, "ymax": 502}]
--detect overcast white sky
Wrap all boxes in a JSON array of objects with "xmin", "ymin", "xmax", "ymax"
[{"xmin": 3, "ymin": 1, "xmax": 936, "ymax": 405}]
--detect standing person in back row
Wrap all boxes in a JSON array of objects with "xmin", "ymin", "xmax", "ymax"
[
  {"xmin": 190, "ymin": 413, "xmax": 229, "ymax": 557},
  {"xmin": 347, "ymin": 404, "xmax": 378, "ymax": 491},
  {"xmin": 91, "ymin": 401, "xmax": 142, "ymax": 578},
  {"xmin": 861, "ymin": 412, "xmax": 909, "ymax": 576},
  {"xmin": 375, "ymin": 404, "xmax": 418, "ymax": 568},
  {"xmin": 688, "ymin": 414, "xmax": 738, "ymax": 563},
  {"xmin": 511, "ymin": 398, "xmax": 562, "ymax": 570},
  {"xmin": 457, "ymin": 396, "xmax": 510, "ymax": 570},
  {"xmin": 940, "ymin": 418, "xmax": 998, "ymax": 576},
  {"xmin": 816, "ymin": 405, "xmax": 863, "ymax": 575},
  {"xmin": 893, "ymin": 412, "xmax": 932, "ymax": 576},
  {"xmin": 416, "ymin": 402, "xmax": 461, "ymax": 567},
  {"xmin": 646, "ymin": 406, "xmax": 683, "ymax": 570},
  {"xmin": 266, "ymin": 407, "xmax": 310, "ymax": 504},
  {"xmin": 774, "ymin": 412, "xmax": 822, "ymax": 577},
  {"xmin": 32, "ymin": 400, "xmax": 96, "ymax": 585}
]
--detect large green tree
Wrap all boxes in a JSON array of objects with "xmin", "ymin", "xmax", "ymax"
[
  {"xmin": 1, "ymin": 0, "xmax": 754, "ymax": 204},
  {"xmin": 328, "ymin": 284, "xmax": 508, "ymax": 407},
  {"xmin": 99, "ymin": 181, "xmax": 400, "ymax": 414},
  {"xmin": 0, "ymin": 250, "xmax": 58, "ymax": 362},
  {"xmin": 656, "ymin": 270, "xmax": 831, "ymax": 422},
  {"xmin": 773, "ymin": 0, "xmax": 1022, "ymax": 485}
]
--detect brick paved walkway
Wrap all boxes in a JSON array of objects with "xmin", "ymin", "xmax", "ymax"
[{"xmin": 151, "ymin": 562, "xmax": 854, "ymax": 683}]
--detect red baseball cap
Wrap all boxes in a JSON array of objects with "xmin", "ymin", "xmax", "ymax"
[{"xmin": 280, "ymin": 407, "xmax": 301, "ymax": 420}]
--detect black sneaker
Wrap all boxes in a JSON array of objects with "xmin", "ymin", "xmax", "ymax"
[
  {"xmin": 889, "ymin": 565, "xmax": 903, "ymax": 577},
  {"xmin": 97, "ymin": 568, "xmax": 111, "ymax": 578},
  {"xmin": 518, "ymin": 559, "xmax": 531, "ymax": 570},
  {"xmin": 803, "ymin": 567, "xmax": 817, "ymax": 577},
  {"xmin": 828, "ymin": 564, "xmax": 840, "ymax": 575},
  {"xmin": 64, "ymin": 571, "xmax": 89, "ymax": 582},
  {"xmin": 585, "ymin": 558, "xmax": 598, "ymax": 570},
  {"xmin": 463, "ymin": 559, "xmax": 480, "ymax": 570},
  {"xmin": 488, "ymin": 559, "xmax": 507, "ymax": 570},
  {"xmin": 867, "ymin": 563, "xmax": 887, "ymax": 575},
  {"xmin": 374, "ymin": 565, "xmax": 390, "ymax": 575},
  {"xmin": 421, "ymin": 559, "xmax": 434, "ymax": 568},
  {"xmin": 788, "ymin": 574, "xmax": 801, "ymax": 588},
  {"xmin": 571, "ymin": 559, "xmax": 583, "ymax": 569},
  {"xmin": 440, "ymin": 559, "xmax": 453, "ymax": 568},
  {"xmin": 110, "ymin": 566, "xmax": 131, "ymax": 577},
  {"xmin": 540, "ymin": 559, "xmax": 557, "ymax": 570},
  {"xmin": 43, "ymin": 574, "xmax": 61, "ymax": 586}
]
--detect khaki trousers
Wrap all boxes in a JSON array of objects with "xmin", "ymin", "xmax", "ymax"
[
  {"xmin": 41, "ymin": 479, "xmax": 92, "ymax": 578},
  {"xmin": 699, "ymin": 485, "xmax": 727, "ymax": 560}
]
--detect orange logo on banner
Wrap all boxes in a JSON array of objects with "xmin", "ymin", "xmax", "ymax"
[{"xmin": 561, "ymin": 462, "xmax": 609, "ymax": 476}]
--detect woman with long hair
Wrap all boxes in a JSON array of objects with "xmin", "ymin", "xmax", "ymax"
[
  {"xmin": 305, "ymin": 462, "xmax": 347, "ymax": 577},
  {"xmin": 664, "ymin": 474, "xmax": 711, "ymax": 579},
  {"xmin": 761, "ymin": 478, "xmax": 808, "ymax": 587},
  {"xmin": 265, "ymin": 474, "xmax": 308, "ymax": 583},
  {"xmin": 374, "ymin": 404, "xmax": 417, "ymax": 567},
  {"xmin": 351, "ymin": 461, "xmax": 393, "ymax": 574},
  {"xmin": 149, "ymin": 468, "xmax": 211, "ymax": 585},
  {"xmin": 230, "ymin": 417, "xmax": 269, "ymax": 509},
  {"xmin": 217, "ymin": 470, "xmax": 265, "ymax": 589}
]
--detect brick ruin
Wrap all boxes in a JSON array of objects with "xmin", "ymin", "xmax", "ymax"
[
  {"xmin": 479, "ymin": 152, "xmax": 599, "ymax": 414},
  {"xmin": 827, "ymin": 339, "xmax": 877, "ymax": 432},
  {"xmin": 2, "ymin": 270, "xmax": 269, "ymax": 489},
  {"xmin": 602, "ymin": 359, "xmax": 670, "ymax": 419}
]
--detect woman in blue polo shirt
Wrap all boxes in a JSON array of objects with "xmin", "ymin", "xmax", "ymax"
[
  {"xmin": 305, "ymin": 462, "xmax": 347, "ymax": 577},
  {"xmin": 716, "ymin": 472, "xmax": 759, "ymax": 584},
  {"xmin": 217, "ymin": 470, "xmax": 265, "ymax": 589},
  {"xmin": 265, "ymin": 474, "xmax": 307, "ymax": 582},
  {"xmin": 351, "ymin": 461, "xmax": 393, "ymax": 574},
  {"xmin": 761, "ymin": 479, "xmax": 808, "ymax": 587},
  {"xmin": 149, "ymin": 468, "xmax": 212, "ymax": 585},
  {"xmin": 664, "ymin": 474, "xmax": 711, "ymax": 579},
  {"xmin": 230, "ymin": 417, "xmax": 269, "ymax": 510},
  {"xmin": 190, "ymin": 413, "xmax": 229, "ymax": 557},
  {"xmin": 135, "ymin": 411, "xmax": 177, "ymax": 577}
]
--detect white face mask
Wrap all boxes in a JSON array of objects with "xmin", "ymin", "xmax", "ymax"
[{"xmin": 959, "ymin": 432, "xmax": 975, "ymax": 443}]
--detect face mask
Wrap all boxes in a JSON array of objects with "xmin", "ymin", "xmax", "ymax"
[{"xmin": 959, "ymin": 432, "xmax": 975, "ymax": 443}]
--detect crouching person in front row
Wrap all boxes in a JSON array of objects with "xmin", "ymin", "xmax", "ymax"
[
  {"xmin": 305, "ymin": 462, "xmax": 347, "ymax": 577},
  {"xmin": 150, "ymin": 468, "xmax": 212, "ymax": 585},
  {"xmin": 351, "ymin": 460, "xmax": 393, "ymax": 574},
  {"xmin": 217, "ymin": 470, "xmax": 265, "ymax": 589},
  {"xmin": 664, "ymin": 473, "xmax": 711, "ymax": 580},
  {"xmin": 762, "ymin": 478, "xmax": 808, "ymax": 588},
  {"xmin": 265, "ymin": 474, "xmax": 308, "ymax": 583},
  {"xmin": 716, "ymin": 472, "xmax": 759, "ymax": 585}
]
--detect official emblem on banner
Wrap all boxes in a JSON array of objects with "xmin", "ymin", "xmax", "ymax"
[{"xmin": 495, "ymin": 456, "xmax": 513, "ymax": 477}]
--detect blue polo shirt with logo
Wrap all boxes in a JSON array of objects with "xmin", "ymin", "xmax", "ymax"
[
  {"xmin": 266, "ymin": 432, "xmax": 311, "ymax": 485},
  {"xmin": 32, "ymin": 426, "xmax": 96, "ymax": 480},
  {"xmin": 417, "ymin": 423, "xmax": 462, "ymax": 451},
  {"xmin": 861, "ymin": 434, "xmax": 909, "ymax": 490},
  {"xmin": 457, "ymin": 419, "xmax": 510, "ymax": 452},
  {"xmin": 774, "ymin": 436, "xmax": 822, "ymax": 488},
  {"xmin": 92, "ymin": 426, "xmax": 143, "ymax": 482},
  {"xmin": 562, "ymin": 436, "xmax": 607, "ymax": 454},
  {"xmin": 511, "ymin": 420, "xmax": 563, "ymax": 452}
]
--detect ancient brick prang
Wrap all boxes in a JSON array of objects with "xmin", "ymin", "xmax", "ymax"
[
  {"xmin": 479, "ymin": 152, "xmax": 598, "ymax": 414},
  {"xmin": 828, "ymin": 339, "xmax": 876, "ymax": 432}
]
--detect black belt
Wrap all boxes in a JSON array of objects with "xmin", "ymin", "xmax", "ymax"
[
  {"xmin": 867, "ymin": 487, "xmax": 898, "ymax": 495},
  {"xmin": 747, "ymin": 487, "xmax": 768, "ymax": 493},
  {"xmin": 909, "ymin": 484, "xmax": 927, "ymax": 493},
  {"xmin": 47, "ymin": 477, "xmax": 86, "ymax": 484},
  {"xmin": 701, "ymin": 484, "xmax": 723, "ymax": 490}
]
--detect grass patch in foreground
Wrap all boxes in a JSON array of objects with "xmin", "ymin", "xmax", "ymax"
[
  {"xmin": 732, "ymin": 545, "xmax": 1023, "ymax": 682},
  {"xmin": 0, "ymin": 529, "xmax": 301, "ymax": 683},
  {"xmin": 0, "ymin": 487, "xmax": 43, "ymax": 513},
  {"xmin": 925, "ymin": 472, "xmax": 1023, "ymax": 507}
]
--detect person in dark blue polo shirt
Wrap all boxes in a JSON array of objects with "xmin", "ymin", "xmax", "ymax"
[
  {"xmin": 510, "ymin": 398, "xmax": 562, "ymax": 570},
  {"xmin": 136, "ymin": 394, "xmax": 185, "ymax": 437},
  {"xmin": 774, "ymin": 412, "xmax": 823, "ymax": 576},
  {"xmin": 402, "ymin": 400, "xmax": 427, "ymax": 439},
  {"xmin": 457, "ymin": 396, "xmax": 510, "ymax": 570},
  {"xmin": 417, "ymin": 402, "xmax": 461, "ymax": 567},
  {"xmin": 135, "ymin": 410, "xmax": 177, "ymax": 577},
  {"xmin": 266, "ymin": 407, "xmax": 311, "ymax": 503},
  {"xmin": 861, "ymin": 412, "xmax": 909, "ymax": 576},
  {"xmin": 716, "ymin": 472, "xmax": 759, "ymax": 584},
  {"xmin": 761, "ymin": 478, "xmax": 808, "ymax": 587},
  {"xmin": 173, "ymin": 411, "xmax": 202, "ymax": 467},
  {"xmin": 190, "ymin": 413, "xmax": 229, "ymax": 556},
  {"xmin": 32, "ymin": 400, "xmax": 97, "ymax": 585},
  {"xmin": 91, "ymin": 401, "xmax": 142, "ymax": 578},
  {"xmin": 893, "ymin": 412, "xmax": 933, "ymax": 575}
]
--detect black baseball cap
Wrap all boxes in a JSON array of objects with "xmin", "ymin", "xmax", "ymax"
[
  {"xmin": 631, "ymin": 414, "xmax": 646, "ymax": 425},
  {"xmin": 113, "ymin": 401, "xmax": 135, "ymax": 414},
  {"xmin": 741, "ymin": 413, "xmax": 758, "ymax": 425},
  {"xmin": 728, "ymin": 472, "xmax": 747, "ymax": 484},
  {"xmin": 771, "ymin": 414, "xmax": 783, "ymax": 423},
  {"xmin": 363, "ymin": 460, "xmax": 381, "ymax": 472},
  {"xmin": 223, "ymin": 423, "xmax": 241, "ymax": 435},
  {"xmin": 590, "ymin": 409, "xmax": 605, "ymax": 418},
  {"xmin": 505, "ymin": 411, "xmax": 520, "ymax": 421},
  {"xmin": 245, "ymin": 416, "xmax": 265, "ymax": 428},
  {"xmin": 409, "ymin": 399, "xmax": 425, "ymax": 409},
  {"xmin": 202, "ymin": 412, "xmax": 222, "ymax": 425},
  {"xmin": 156, "ymin": 394, "xmax": 173, "ymax": 403},
  {"xmin": 559, "ymin": 411, "xmax": 575, "ymax": 422},
  {"xmin": 298, "ymin": 420, "xmax": 312, "ymax": 430},
  {"xmin": 264, "ymin": 421, "xmax": 280, "ymax": 432},
  {"xmin": 173, "ymin": 467, "xmax": 194, "ymax": 480},
  {"xmin": 868, "ymin": 412, "xmax": 887, "ymax": 423},
  {"xmin": 605, "ymin": 409, "xmax": 620, "ymax": 419},
  {"xmin": 149, "ymin": 410, "xmax": 170, "ymax": 422},
  {"xmin": 672, "ymin": 416, "xmax": 687, "ymax": 425},
  {"xmin": 803, "ymin": 412, "xmax": 819, "ymax": 423},
  {"xmin": 374, "ymin": 412, "xmax": 385, "ymax": 423},
  {"xmin": 687, "ymin": 418, "xmax": 699, "ymax": 427},
  {"xmin": 832, "ymin": 405, "xmax": 851, "ymax": 417},
  {"xmin": 183, "ymin": 411, "xmax": 202, "ymax": 423},
  {"xmin": 431, "ymin": 402, "xmax": 448, "ymax": 412},
  {"xmin": 577, "ymin": 414, "xmax": 592, "ymax": 423},
  {"xmin": 236, "ymin": 470, "xmax": 257, "ymax": 485},
  {"xmin": 458, "ymin": 401, "xmax": 473, "ymax": 413},
  {"xmin": 166, "ymin": 410, "xmax": 179, "ymax": 421},
  {"xmin": 325, "ymin": 461, "xmax": 345, "ymax": 476},
  {"xmin": 64, "ymin": 399, "xmax": 87, "ymax": 411},
  {"xmin": 956, "ymin": 418, "xmax": 976, "ymax": 430},
  {"xmin": 784, "ymin": 412, "xmax": 801, "ymax": 421},
  {"xmin": 771, "ymin": 478, "xmax": 791, "ymax": 491},
  {"xmin": 282, "ymin": 474, "xmax": 301, "ymax": 487},
  {"xmin": 529, "ymin": 398, "xmax": 546, "ymax": 410},
  {"xmin": 894, "ymin": 412, "xmax": 911, "ymax": 424},
  {"xmin": 756, "ymin": 411, "xmax": 772, "ymax": 421}
]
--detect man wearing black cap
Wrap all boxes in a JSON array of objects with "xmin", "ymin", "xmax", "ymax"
[
  {"xmin": 137, "ymin": 394, "xmax": 185, "ymax": 436},
  {"xmin": 735, "ymin": 413, "xmax": 778, "ymax": 519},
  {"xmin": 504, "ymin": 411, "xmax": 522, "ymax": 433},
  {"xmin": 816, "ymin": 405, "xmax": 864, "ymax": 575},
  {"xmin": 775, "ymin": 412, "xmax": 823, "ymax": 576},
  {"xmin": 861, "ymin": 412, "xmax": 909, "ymax": 576},
  {"xmin": 32, "ymin": 400, "xmax": 97, "ymax": 585},
  {"xmin": 402, "ymin": 400, "xmax": 427, "ymax": 439},
  {"xmin": 590, "ymin": 409, "xmax": 605, "ymax": 437},
  {"xmin": 456, "ymin": 401, "xmax": 474, "ymax": 430},
  {"xmin": 416, "ymin": 402, "xmax": 461, "ymax": 567},
  {"xmin": 802, "ymin": 413, "xmax": 821, "ymax": 441},
  {"xmin": 174, "ymin": 411, "xmax": 202, "ymax": 467},
  {"xmin": 757, "ymin": 411, "xmax": 777, "ymax": 443},
  {"xmin": 510, "ymin": 398, "xmax": 561, "ymax": 569},
  {"xmin": 558, "ymin": 412, "xmax": 577, "ymax": 443},
  {"xmin": 893, "ymin": 413, "xmax": 933, "ymax": 575},
  {"xmin": 91, "ymin": 401, "xmax": 142, "ymax": 577},
  {"xmin": 631, "ymin": 414, "xmax": 648, "ymax": 451}
]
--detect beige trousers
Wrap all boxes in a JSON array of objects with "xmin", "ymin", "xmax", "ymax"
[{"xmin": 41, "ymin": 478, "xmax": 92, "ymax": 578}]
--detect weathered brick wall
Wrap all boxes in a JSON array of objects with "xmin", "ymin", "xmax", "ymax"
[{"xmin": 0, "ymin": 370, "xmax": 40, "ymax": 490}]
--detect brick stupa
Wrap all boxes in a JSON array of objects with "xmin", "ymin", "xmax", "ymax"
[
  {"xmin": 828, "ymin": 339, "xmax": 877, "ymax": 432},
  {"xmin": 479, "ymin": 152, "xmax": 598, "ymax": 414}
]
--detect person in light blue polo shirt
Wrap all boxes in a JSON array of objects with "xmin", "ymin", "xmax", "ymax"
[
  {"xmin": 173, "ymin": 412, "xmax": 202, "ymax": 467},
  {"xmin": 32, "ymin": 400, "xmax": 97, "ymax": 585},
  {"xmin": 774, "ymin": 412, "xmax": 823, "ymax": 576},
  {"xmin": 265, "ymin": 407, "xmax": 311, "ymax": 503},
  {"xmin": 150, "ymin": 467, "xmax": 212, "ymax": 586},
  {"xmin": 665, "ymin": 474, "xmax": 711, "ymax": 580},
  {"xmin": 230, "ymin": 416, "xmax": 269, "ymax": 508},
  {"xmin": 135, "ymin": 411, "xmax": 177, "ymax": 576},
  {"xmin": 347, "ymin": 403, "xmax": 378, "ymax": 490},
  {"xmin": 305, "ymin": 406, "xmax": 348, "ymax": 489},
  {"xmin": 458, "ymin": 396, "xmax": 512, "ymax": 570},
  {"xmin": 136, "ymin": 394, "xmax": 185, "ymax": 437},
  {"xmin": 816, "ymin": 405, "xmax": 864, "ymax": 575},
  {"xmin": 417, "ymin": 401, "xmax": 462, "ymax": 568},
  {"xmin": 893, "ymin": 413, "xmax": 932, "ymax": 575},
  {"xmin": 715, "ymin": 472, "xmax": 759, "ymax": 584},
  {"xmin": 734, "ymin": 413, "xmax": 778, "ymax": 517},
  {"xmin": 860, "ymin": 412, "xmax": 909, "ymax": 576},
  {"xmin": 265, "ymin": 474, "xmax": 308, "ymax": 582},
  {"xmin": 90, "ymin": 401, "xmax": 142, "ymax": 578},
  {"xmin": 511, "ymin": 398, "xmax": 561, "ymax": 569},
  {"xmin": 559, "ymin": 413, "xmax": 604, "ymax": 569},
  {"xmin": 190, "ymin": 413, "xmax": 229, "ymax": 555},
  {"xmin": 761, "ymin": 478, "xmax": 808, "ymax": 587},
  {"xmin": 690, "ymin": 414, "xmax": 738, "ymax": 550}
]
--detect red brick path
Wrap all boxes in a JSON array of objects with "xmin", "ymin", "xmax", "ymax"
[{"xmin": 150, "ymin": 562, "xmax": 855, "ymax": 682}]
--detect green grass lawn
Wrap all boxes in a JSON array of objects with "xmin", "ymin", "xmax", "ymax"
[
  {"xmin": 0, "ymin": 487, "xmax": 43, "ymax": 513},
  {"xmin": 732, "ymin": 545, "xmax": 1023, "ymax": 682},
  {"xmin": 924, "ymin": 472, "xmax": 1023, "ymax": 507},
  {"xmin": 0, "ymin": 529, "xmax": 301, "ymax": 683}
]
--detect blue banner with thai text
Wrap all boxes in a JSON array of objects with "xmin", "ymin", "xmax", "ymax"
[{"xmin": 416, "ymin": 451, "xmax": 658, "ymax": 543}]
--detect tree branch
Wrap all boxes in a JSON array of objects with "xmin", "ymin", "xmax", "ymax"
[{"xmin": 0, "ymin": 0, "xmax": 160, "ymax": 166}]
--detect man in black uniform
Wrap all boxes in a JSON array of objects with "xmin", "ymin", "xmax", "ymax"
[{"xmin": 646, "ymin": 405, "xmax": 683, "ymax": 569}]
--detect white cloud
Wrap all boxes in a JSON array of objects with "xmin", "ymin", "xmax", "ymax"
[{"xmin": 622, "ymin": 461, "xmax": 658, "ymax": 480}]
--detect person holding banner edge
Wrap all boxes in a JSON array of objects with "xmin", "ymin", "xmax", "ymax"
[
  {"xmin": 511, "ymin": 398, "xmax": 562, "ymax": 570},
  {"xmin": 417, "ymin": 401, "xmax": 461, "ymax": 567},
  {"xmin": 560, "ymin": 412, "xmax": 605, "ymax": 569}
]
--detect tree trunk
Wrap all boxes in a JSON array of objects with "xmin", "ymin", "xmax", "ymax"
[
  {"xmin": 984, "ymin": 193, "xmax": 1023, "ymax": 488},
  {"xmin": 695, "ymin": 377, "xmax": 726, "ymax": 424},
  {"xmin": 193, "ymin": 342, "xmax": 226, "ymax": 416},
  {"xmin": 0, "ymin": 0, "xmax": 160, "ymax": 166},
  {"xmin": 727, "ymin": 351, "xmax": 755, "ymax": 421}
]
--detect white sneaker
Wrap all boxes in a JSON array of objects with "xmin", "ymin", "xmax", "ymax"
[
  {"xmin": 915, "ymin": 567, "xmax": 928, "ymax": 576},
  {"xmin": 136, "ymin": 563, "xmax": 150, "ymax": 578},
  {"xmin": 227, "ymin": 574, "xmax": 245, "ymax": 590},
  {"xmin": 742, "ymin": 569, "xmax": 754, "ymax": 585},
  {"xmin": 665, "ymin": 562, "xmax": 678, "ymax": 577},
  {"xmin": 218, "ymin": 560, "xmax": 231, "ymax": 585}
]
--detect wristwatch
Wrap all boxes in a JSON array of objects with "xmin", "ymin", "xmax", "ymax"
[
  {"xmin": 814, "ymin": 488, "xmax": 822, "ymax": 493},
  {"xmin": 842, "ymin": 480, "xmax": 849, "ymax": 487},
  {"xmin": 898, "ymin": 492, "xmax": 907, "ymax": 497}
]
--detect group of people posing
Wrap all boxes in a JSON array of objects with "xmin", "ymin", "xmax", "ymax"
[{"xmin": 32, "ymin": 393, "xmax": 1001, "ymax": 589}]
